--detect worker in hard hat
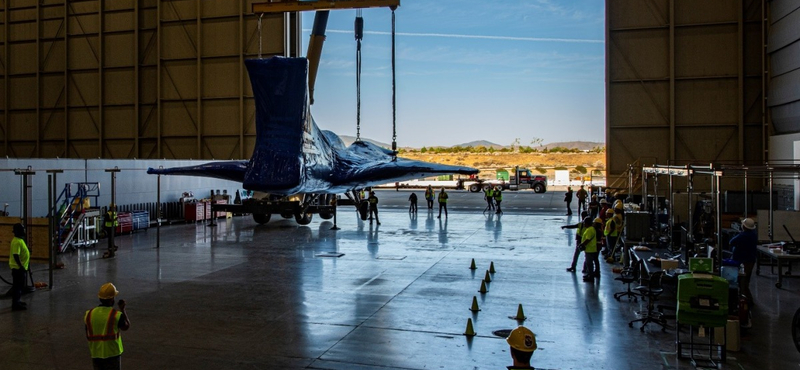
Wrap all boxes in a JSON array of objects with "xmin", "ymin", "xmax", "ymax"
[
  {"xmin": 367, "ymin": 191, "xmax": 381, "ymax": 225},
  {"xmin": 493, "ymin": 186, "xmax": 503, "ymax": 214},
  {"xmin": 9, "ymin": 223, "xmax": 30, "ymax": 311},
  {"xmin": 103, "ymin": 203, "xmax": 119, "ymax": 258},
  {"xmin": 437, "ymin": 188, "xmax": 449, "ymax": 219},
  {"xmin": 506, "ymin": 325, "xmax": 537, "ymax": 369},
  {"xmin": 580, "ymin": 218, "xmax": 604, "ymax": 282},
  {"xmin": 731, "ymin": 218, "xmax": 758, "ymax": 305},
  {"xmin": 562, "ymin": 211, "xmax": 590, "ymax": 273},
  {"xmin": 85, "ymin": 283, "xmax": 131, "ymax": 369},
  {"xmin": 425, "ymin": 185, "xmax": 434, "ymax": 210},
  {"xmin": 604, "ymin": 208, "xmax": 624, "ymax": 263}
]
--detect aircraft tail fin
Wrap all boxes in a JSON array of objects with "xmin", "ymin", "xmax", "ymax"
[{"xmin": 243, "ymin": 57, "xmax": 308, "ymax": 191}]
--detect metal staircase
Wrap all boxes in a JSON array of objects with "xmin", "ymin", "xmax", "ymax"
[{"xmin": 51, "ymin": 183, "xmax": 100, "ymax": 253}]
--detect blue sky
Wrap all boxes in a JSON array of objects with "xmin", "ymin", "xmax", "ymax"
[{"xmin": 302, "ymin": 0, "xmax": 605, "ymax": 148}]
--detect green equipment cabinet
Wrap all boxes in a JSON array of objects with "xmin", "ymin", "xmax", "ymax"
[{"xmin": 677, "ymin": 274, "xmax": 729, "ymax": 327}]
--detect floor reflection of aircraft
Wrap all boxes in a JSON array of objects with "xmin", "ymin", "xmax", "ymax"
[{"xmin": 148, "ymin": 57, "xmax": 477, "ymax": 225}]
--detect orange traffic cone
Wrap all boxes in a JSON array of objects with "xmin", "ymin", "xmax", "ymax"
[
  {"xmin": 484, "ymin": 270, "xmax": 492, "ymax": 283},
  {"xmin": 479, "ymin": 280, "xmax": 488, "ymax": 293},
  {"xmin": 469, "ymin": 296, "xmax": 481, "ymax": 312},
  {"xmin": 469, "ymin": 258, "xmax": 477, "ymax": 270},
  {"xmin": 489, "ymin": 261, "xmax": 496, "ymax": 274},
  {"xmin": 508, "ymin": 304, "xmax": 527, "ymax": 321},
  {"xmin": 463, "ymin": 318, "xmax": 476, "ymax": 336}
]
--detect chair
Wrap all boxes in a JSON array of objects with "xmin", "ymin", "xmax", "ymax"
[
  {"xmin": 614, "ymin": 267, "xmax": 642, "ymax": 302},
  {"xmin": 629, "ymin": 271, "xmax": 668, "ymax": 332}
]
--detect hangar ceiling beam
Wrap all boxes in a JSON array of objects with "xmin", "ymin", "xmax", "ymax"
[{"xmin": 252, "ymin": 0, "xmax": 400, "ymax": 13}]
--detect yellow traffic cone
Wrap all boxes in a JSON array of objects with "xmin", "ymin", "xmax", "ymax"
[
  {"xmin": 508, "ymin": 303, "xmax": 527, "ymax": 321},
  {"xmin": 489, "ymin": 261, "xmax": 496, "ymax": 274},
  {"xmin": 469, "ymin": 258, "xmax": 477, "ymax": 270},
  {"xmin": 463, "ymin": 318, "xmax": 476, "ymax": 336},
  {"xmin": 479, "ymin": 280, "xmax": 488, "ymax": 293},
  {"xmin": 484, "ymin": 270, "xmax": 492, "ymax": 283},
  {"xmin": 469, "ymin": 295, "xmax": 481, "ymax": 312}
]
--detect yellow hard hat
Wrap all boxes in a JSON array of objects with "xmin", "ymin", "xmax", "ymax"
[
  {"xmin": 506, "ymin": 326, "xmax": 537, "ymax": 352},
  {"xmin": 606, "ymin": 209, "xmax": 614, "ymax": 216},
  {"xmin": 614, "ymin": 202, "xmax": 624, "ymax": 210},
  {"xmin": 593, "ymin": 217, "xmax": 603, "ymax": 224},
  {"xmin": 98, "ymin": 283, "xmax": 119, "ymax": 299},
  {"xmin": 109, "ymin": 203, "xmax": 116, "ymax": 208}
]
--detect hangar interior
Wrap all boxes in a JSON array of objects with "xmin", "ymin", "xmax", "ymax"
[{"xmin": 1, "ymin": 1, "xmax": 800, "ymax": 369}]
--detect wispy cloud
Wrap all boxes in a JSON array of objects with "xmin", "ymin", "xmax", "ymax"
[{"xmin": 308, "ymin": 29, "xmax": 602, "ymax": 44}]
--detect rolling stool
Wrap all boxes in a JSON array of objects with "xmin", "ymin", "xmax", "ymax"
[
  {"xmin": 614, "ymin": 268, "xmax": 643, "ymax": 302},
  {"xmin": 629, "ymin": 271, "xmax": 668, "ymax": 332}
]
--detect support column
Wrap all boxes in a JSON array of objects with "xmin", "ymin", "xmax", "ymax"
[
  {"xmin": 46, "ymin": 169, "xmax": 62, "ymax": 289},
  {"xmin": 105, "ymin": 168, "xmax": 121, "ymax": 258}
]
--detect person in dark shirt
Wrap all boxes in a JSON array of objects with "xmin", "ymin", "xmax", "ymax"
[
  {"xmin": 408, "ymin": 193, "xmax": 418, "ymax": 213},
  {"xmin": 731, "ymin": 218, "xmax": 758, "ymax": 304}
]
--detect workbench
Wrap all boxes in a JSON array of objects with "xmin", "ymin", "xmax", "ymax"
[{"xmin": 756, "ymin": 244, "xmax": 800, "ymax": 288}]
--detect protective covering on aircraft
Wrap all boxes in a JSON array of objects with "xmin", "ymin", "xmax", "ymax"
[{"xmin": 148, "ymin": 57, "xmax": 477, "ymax": 194}]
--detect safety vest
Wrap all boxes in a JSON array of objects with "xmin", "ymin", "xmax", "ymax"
[
  {"xmin": 493, "ymin": 190, "xmax": 502, "ymax": 201},
  {"xmin": 438, "ymin": 192, "xmax": 448, "ymax": 203},
  {"xmin": 104, "ymin": 211, "xmax": 119, "ymax": 228},
  {"xmin": 582, "ymin": 227, "xmax": 597, "ymax": 253},
  {"xmin": 576, "ymin": 223, "xmax": 586, "ymax": 242},
  {"xmin": 425, "ymin": 188, "xmax": 433, "ymax": 200},
  {"xmin": 84, "ymin": 306, "xmax": 123, "ymax": 359},
  {"xmin": 605, "ymin": 216, "xmax": 623, "ymax": 237},
  {"xmin": 368, "ymin": 196, "xmax": 378, "ymax": 206},
  {"xmin": 9, "ymin": 237, "xmax": 30, "ymax": 270},
  {"xmin": 484, "ymin": 188, "xmax": 493, "ymax": 198}
]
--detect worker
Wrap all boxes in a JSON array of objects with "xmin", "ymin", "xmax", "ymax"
[
  {"xmin": 408, "ymin": 192, "xmax": 418, "ymax": 213},
  {"xmin": 505, "ymin": 325, "xmax": 537, "ymax": 369},
  {"xmin": 599, "ymin": 199, "xmax": 611, "ymax": 223},
  {"xmin": 437, "ymin": 188, "xmax": 448, "ymax": 219},
  {"xmin": 8, "ymin": 223, "xmax": 30, "ymax": 311},
  {"xmin": 103, "ymin": 203, "xmax": 119, "ymax": 259},
  {"xmin": 493, "ymin": 187, "xmax": 503, "ymax": 214},
  {"xmin": 731, "ymin": 218, "xmax": 758, "ymax": 305},
  {"xmin": 588, "ymin": 194, "xmax": 599, "ymax": 219},
  {"xmin": 483, "ymin": 186, "xmax": 494, "ymax": 212},
  {"xmin": 85, "ymin": 283, "xmax": 130, "ymax": 370},
  {"xmin": 367, "ymin": 191, "xmax": 381, "ymax": 225},
  {"xmin": 564, "ymin": 186, "xmax": 573, "ymax": 215},
  {"xmin": 562, "ymin": 211, "xmax": 589, "ymax": 273},
  {"xmin": 576, "ymin": 185, "xmax": 588, "ymax": 215},
  {"xmin": 425, "ymin": 185, "xmax": 434, "ymax": 210},
  {"xmin": 604, "ymin": 208, "xmax": 624, "ymax": 262},
  {"xmin": 580, "ymin": 218, "xmax": 603, "ymax": 282}
]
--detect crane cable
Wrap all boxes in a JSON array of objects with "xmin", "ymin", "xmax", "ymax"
[
  {"xmin": 390, "ymin": 8, "xmax": 397, "ymax": 160},
  {"xmin": 355, "ymin": 10, "xmax": 363, "ymax": 142}
]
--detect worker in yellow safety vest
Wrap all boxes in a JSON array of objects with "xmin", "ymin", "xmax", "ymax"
[
  {"xmin": 103, "ymin": 204, "xmax": 119, "ymax": 258},
  {"xmin": 425, "ymin": 185, "xmax": 434, "ymax": 209},
  {"xmin": 493, "ymin": 187, "xmax": 503, "ymax": 214},
  {"xmin": 506, "ymin": 325, "xmax": 537, "ymax": 369},
  {"xmin": 580, "ymin": 218, "xmax": 603, "ymax": 282},
  {"xmin": 483, "ymin": 186, "xmax": 494, "ymax": 211},
  {"xmin": 437, "ymin": 188, "xmax": 448, "ymax": 219},
  {"xmin": 9, "ymin": 223, "xmax": 30, "ymax": 311},
  {"xmin": 85, "ymin": 283, "xmax": 130, "ymax": 370},
  {"xmin": 605, "ymin": 207, "xmax": 625, "ymax": 264},
  {"xmin": 367, "ymin": 191, "xmax": 381, "ymax": 225}
]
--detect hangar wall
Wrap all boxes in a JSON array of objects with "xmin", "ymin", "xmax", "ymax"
[
  {"xmin": 606, "ymin": 0, "xmax": 766, "ymax": 191},
  {"xmin": 0, "ymin": 0, "xmax": 298, "ymax": 160},
  {"xmin": 768, "ymin": 0, "xmax": 800, "ymax": 136}
]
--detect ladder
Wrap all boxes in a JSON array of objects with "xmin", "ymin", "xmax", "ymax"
[{"xmin": 50, "ymin": 183, "xmax": 100, "ymax": 253}]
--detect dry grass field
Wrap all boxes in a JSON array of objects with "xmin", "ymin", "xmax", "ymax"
[{"xmin": 401, "ymin": 152, "xmax": 606, "ymax": 179}]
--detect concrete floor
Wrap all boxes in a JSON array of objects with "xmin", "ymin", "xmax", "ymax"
[{"xmin": 2, "ymin": 206, "xmax": 799, "ymax": 369}]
